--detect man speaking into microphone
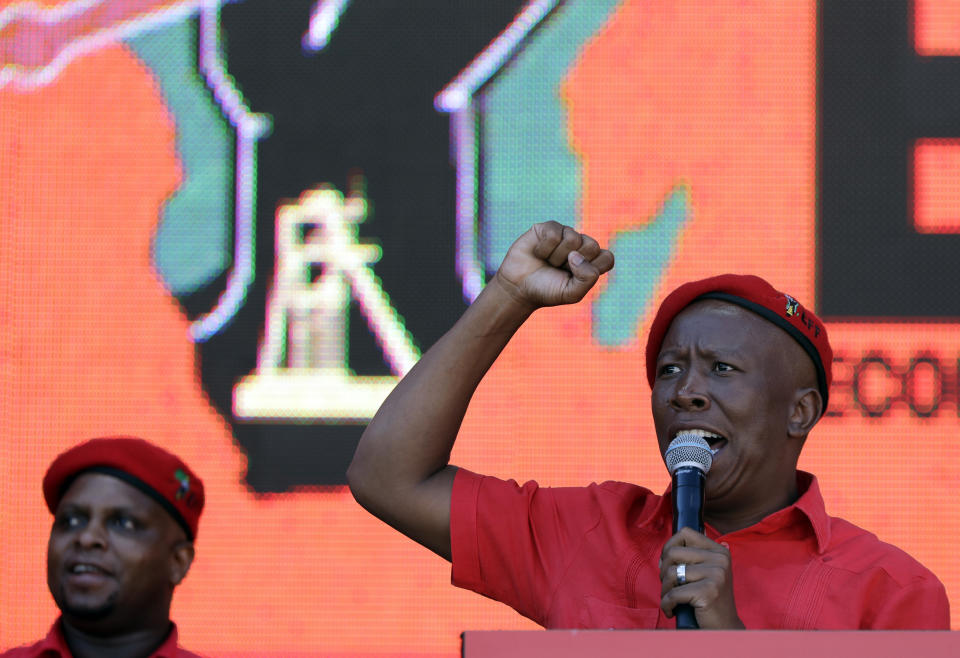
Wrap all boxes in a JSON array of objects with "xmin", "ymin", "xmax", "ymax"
[{"xmin": 348, "ymin": 222, "xmax": 950, "ymax": 629}]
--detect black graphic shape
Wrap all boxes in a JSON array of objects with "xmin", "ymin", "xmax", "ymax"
[{"xmin": 184, "ymin": 0, "xmax": 526, "ymax": 490}]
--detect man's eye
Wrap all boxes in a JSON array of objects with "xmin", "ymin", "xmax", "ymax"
[
  {"xmin": 110, "ymin": 516, "xmax": 139, "ymax": 532},
  {"xmin": 56, "ymin": 513, "xmax": 84, "ymax": 529},
  {"xmin": 714, "ymin": 362, "xmax": 734, "ymax": 372},
  {"xmin": 659, "ymin": 364, "xmax": 680, "ymax": 376}
]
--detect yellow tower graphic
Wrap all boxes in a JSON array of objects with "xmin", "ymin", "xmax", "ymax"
[{"xmin": 233, "ymin": 186, "xmax": 420, "ymax": 420}]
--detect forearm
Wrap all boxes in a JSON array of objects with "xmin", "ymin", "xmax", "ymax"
[{"xmin": 346, "ymin": 277, "xmax": 533, "ymax": 548}]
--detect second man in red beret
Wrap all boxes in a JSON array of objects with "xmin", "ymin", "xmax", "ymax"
[{"xmin": 3, "ymin": 437, "xmax": 205, "ymax": 658}]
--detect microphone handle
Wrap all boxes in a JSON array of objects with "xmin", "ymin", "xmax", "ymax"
[{"xmin": 672, "ymin": 466, "xmax": 706, "ymax": 630}]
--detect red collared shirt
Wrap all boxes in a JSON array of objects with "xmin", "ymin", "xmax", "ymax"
[
  {"xmin": 451, "ymin": 469, "xmax": 950, "ymax": 629},
  {"xmin": 1, "ymin": 620, "xmax": 203, "ymax": 658}
]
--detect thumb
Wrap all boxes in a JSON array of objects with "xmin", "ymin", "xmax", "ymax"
[{"xmin": 561, "ymin": 251, "xmax": 600, "ymax": 303}]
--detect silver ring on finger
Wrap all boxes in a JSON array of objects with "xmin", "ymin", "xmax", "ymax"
[{"xmin": 676, "ymin": 563, "xmax": 687, "ymax": 586}]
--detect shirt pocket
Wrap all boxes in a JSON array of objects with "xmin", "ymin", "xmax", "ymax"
[{"xmin": 578, "ymin": 596, "xmax": 660, "ymax": 629}]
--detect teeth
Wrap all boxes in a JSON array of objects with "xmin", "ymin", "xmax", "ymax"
[
  {"xmin": 675, "ymin": 429, "xmax": 725, "ymax": 455},
  {"xmin": 675, "ymin": 429, "xmax": 723, "ymax": 440},
  {"xmin": 72, "ymin": 565, "xmax": 101, "ymax": 574}
]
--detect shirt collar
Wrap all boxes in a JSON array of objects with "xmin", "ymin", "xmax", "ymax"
[
  {"xmin": 718, "ymin": 471, "xmax": 832, "ymax": 554},
  {"xmin": 652, "ymin": 471, "xmax": 832, "ymax": 554},
  {"xmin": 35, "ymin": 618, "xmax": 181, "ymax": 657},
  {"xmin": 789, "ymin": 471, "xmax": 832, "ymax": 554},
  {"xmin": 33, "ymin": 620, "xmax": 70, "ymax": 656},
  {"xmin": 154, "ymin": 623, "xmax": 181, "ymax": 658}
]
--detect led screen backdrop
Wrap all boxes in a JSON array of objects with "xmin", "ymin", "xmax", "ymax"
[{"xmin": 1, "ymin": 0, "xmax": 958, "ymax": 654}]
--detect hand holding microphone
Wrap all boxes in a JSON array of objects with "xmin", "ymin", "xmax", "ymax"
[{"xmin": 660, "ymin": 433, "xmax": 744, "ymax": 630}]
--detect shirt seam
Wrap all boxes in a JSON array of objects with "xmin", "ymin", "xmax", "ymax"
[
  {"xmin": 780, "ymin": 558, "xmax": 833, "ymax": 629},
  {"xmin": 540, "ymin": 491, "xmax": 607, "ymax": 624}
]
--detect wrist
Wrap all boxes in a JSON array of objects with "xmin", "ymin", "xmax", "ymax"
[{"xmin": 478, "ymin": 273, "xmax": 539, "ymax": 324}]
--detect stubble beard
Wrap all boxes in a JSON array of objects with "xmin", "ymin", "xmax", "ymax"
[{"xmin": 55, "ymin": 585, "xmax": 119, "ymax": 622}]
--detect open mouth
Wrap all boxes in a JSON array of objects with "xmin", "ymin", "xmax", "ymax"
[
  {"xmin": 67, "ymin": 562, "xmax": 111, "ymax": 578},
  {"xmin": 71, "ymin": 564, "xmax": 107, "ymax": 574},
  {"xmin": 674, "ymin": 429, "xmax": 727, "ymax": 456}
]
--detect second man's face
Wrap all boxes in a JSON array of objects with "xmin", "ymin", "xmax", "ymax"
[{"xmin": 46, "ymin": 472, "xmax": 189, "ymax": 634}]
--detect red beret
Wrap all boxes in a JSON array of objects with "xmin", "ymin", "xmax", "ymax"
[
  {"xmin": 645, "ymin": 274, "xmax": 832, "ymax": 411},
  {"xmin": 43, "ymin": 437, "xmax": 204, "ymax": 540}
]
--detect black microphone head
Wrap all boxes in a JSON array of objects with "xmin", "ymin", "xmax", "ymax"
[{"xmin": 665, "ymin": 433, "xmax": 713, "ymax": 475}]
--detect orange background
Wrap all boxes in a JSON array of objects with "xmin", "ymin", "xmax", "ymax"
[{"xmin": 0, "ymin": 1, "xmax": 957, "ymax": 655}]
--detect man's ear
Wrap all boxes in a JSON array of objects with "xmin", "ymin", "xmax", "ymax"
[
  {"xmin": 788, "ymin": 387, "xmax": 823, "ymax": 439},
  {"xmin": 169, "ymin": 541, "xmax": 195, "ymax": 587}
]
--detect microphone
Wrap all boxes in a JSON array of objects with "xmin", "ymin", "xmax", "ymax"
[{"xmin": 665, "ymin": 433, "xmax": 713, "ymax": 630}]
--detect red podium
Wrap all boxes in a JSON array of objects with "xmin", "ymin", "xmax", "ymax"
[{"xmin": 461, "ymin": 630, "xmax": 959, "ymax": 657}]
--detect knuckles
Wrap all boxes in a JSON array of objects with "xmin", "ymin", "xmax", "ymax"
[
  {"xmin": 528, "ymin": 223, "xmax": 614, "ymax": 273},
  {"xmin": 559, "ymin": 227, "xmax": 582, "ymax": 248},
  {"xmin": 534, "ymin": 220, "xmax": 565, "ymax": 243}
]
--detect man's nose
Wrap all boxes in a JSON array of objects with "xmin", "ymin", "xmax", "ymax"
[
  {"xmin": 75, "ymin": 520, "xmax": 108, "ymax": 549},
  {"xmin": 671, "ymin": 372, "xmax": 710, "ymax": 411}
]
